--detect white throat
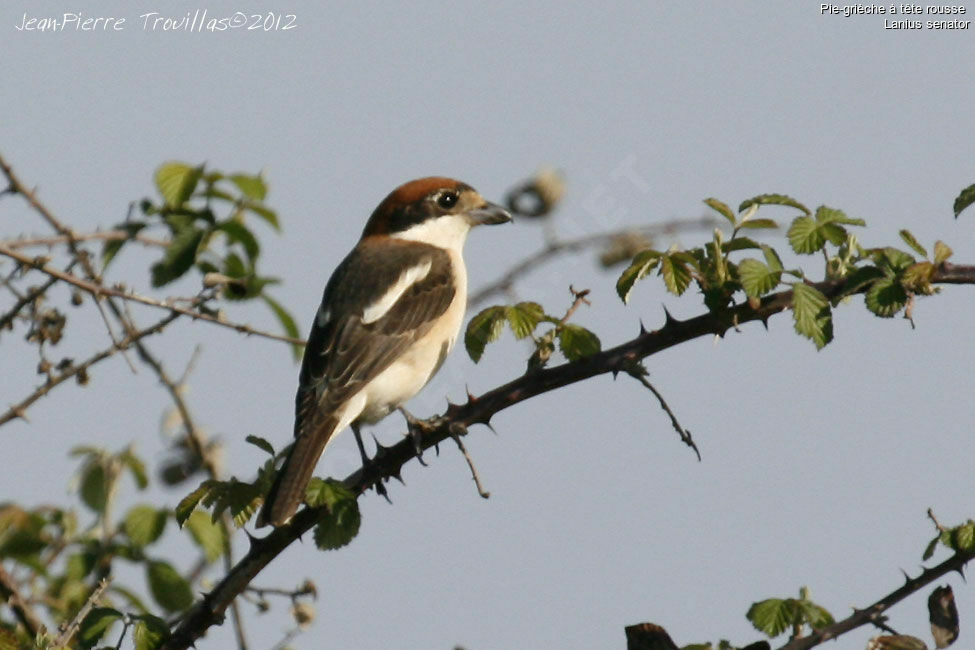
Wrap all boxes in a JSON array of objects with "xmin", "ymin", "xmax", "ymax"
[{"xmin": 391, "ymin": 214, "xmax": 472, "ymax": 253}]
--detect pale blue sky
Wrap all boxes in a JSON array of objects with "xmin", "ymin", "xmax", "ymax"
[{"xmin": 3, "ymin": 3, "xmax": 974, "ymax": 649}]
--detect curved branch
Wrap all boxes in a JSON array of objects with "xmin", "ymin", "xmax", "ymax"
[{"xmin": 162, "ymin": 263, "xmax": 975, "ymax": 649}]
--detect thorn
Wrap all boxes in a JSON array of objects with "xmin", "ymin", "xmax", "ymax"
[
  {"xmin": 662, "ymin": 305, "xmax": 678, "ymax": 327},
  {"xmin": 954, "ymin": 566, "xmax": 967, "ymax": 581},
  {"xmin": 465, "ymin": 385, "xmax": 478, "ymax": 402},
  {"xmin": 638, "ymin": 319, "xmax": 648, "ymax": 335},
  {"xmin": 482, "ymin": 421, "xmax": 498, "ymax": 435},
  {"xmin": 900, "ymin": 568, "xmax": 911, "ymax": 584},
  {"xmin": 391, "ymin": 471, "xmax": 405, "ymax": 485},
  {"xmin": 760, "ymin": 316, "xmax": 770, "ymax": 330}
]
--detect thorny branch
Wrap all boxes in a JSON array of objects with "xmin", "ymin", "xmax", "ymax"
[
  {"xmin": 0, "ymin": 564, "xmax": 45, "ymax": 638},
  {"xmin": 162, "ymin": 263, "xmax": 975, "ymax": 649}
]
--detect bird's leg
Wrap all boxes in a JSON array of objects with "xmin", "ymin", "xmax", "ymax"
[
  {"xmin": 398, "ymin": 406, "xmax": 430, "ymax": 465},
  {"xmin": 351, "ymin": 422, "xmax": 388, "ymax": 499}
]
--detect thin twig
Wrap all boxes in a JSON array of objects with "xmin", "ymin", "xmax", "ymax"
[
  {"xmin": 52, "ymin": 577, "xmax": 111, "ymax": 647},
  {"xmin": 0, "ymin": 244, "xmax": 303, "ymax": 345},
  {"xmin": 0, "ymin": 563, "xmax": 46, "ymax": 638},
  {"xmin": 2, "ymin": 230, "xmax": 167, "ymax": 250},
  {"xmin": 626, "ymin": 366, "xmax": 701, "ymax": 461},
  {"xmin": 0, "ymin": 310, "xmax": 180, "ymax": 426},
  {"xmin": 0, "ymin": 265, "xmax": 67, "ymax": 333},
  {"xmin": 449, "ymin": 423, "xmax": 490, "ymax": 498}
]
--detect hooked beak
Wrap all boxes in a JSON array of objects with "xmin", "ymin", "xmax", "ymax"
[{"xmin": 468, "ymin": 201, "xmax": 512, "ymax": 226}]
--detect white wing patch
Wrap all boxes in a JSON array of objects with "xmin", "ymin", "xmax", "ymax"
[{"xmin": 361, "ymin": 259, "xmax": 432, "ymax": 324}]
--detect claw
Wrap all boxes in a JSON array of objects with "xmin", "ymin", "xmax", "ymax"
[{"xmin": 398, "ymin": 407, "xmax": 428, "ymax": 465}]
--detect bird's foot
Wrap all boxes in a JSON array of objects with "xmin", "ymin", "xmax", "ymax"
[{"xmin": 398, "ymin": 407, "xmax": 433, "ymax": 465}]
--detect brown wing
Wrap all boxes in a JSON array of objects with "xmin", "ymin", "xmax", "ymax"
[{"xmin": 257, "ymin": 238, "xmax": 456, "ymax": 526}]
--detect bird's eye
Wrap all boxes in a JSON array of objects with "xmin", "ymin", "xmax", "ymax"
[{"xmin": 436, "ymin": 191, "xmax": 459, "ymax": 209}]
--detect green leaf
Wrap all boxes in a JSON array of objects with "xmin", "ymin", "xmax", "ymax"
[
  {"xmin": 787, "ymin": 216, "xmax": 824, "ymax": 254},
  {"xmin": 796, "ymin": 600, "xmax": 834, "ymax": 629},
  {"xmin": 815, "ymin": 206, "xmax": 865, "ymax": 227},
  {"xmin": 465, "ymin": 306, "xmax": 507, "ymax": 362},
  {"xmin": 185, "ymin": 510, "xmax": 226, "ymax": 563},
  {"xmin": 747, "ymin": 598, "xmax": 795, "ymax": 638},
  {"xmin": 739, "ymin": 194, "xmax": 811, "ymax": 216},
  {"xmin": 101, "ymin": 222, "xmax": 146, "ymax": 270},
  {"xmin": 307, "ymin": 479, "xmax": 361, "ymax": 551},
  {"xmin": 505, "ymin": 302, "xmax": 544, "ymax": 339},
  {"xmin": 923, "ymin": 535, "xmax": 940, "ymax": 560},
  {"xmin": 660, "ymin": 254, "xmax": 693, "ymax": 296},
  {"xmin": 229, "ymin": 173, "xmax": 267, "ymax": 201},
  {"xmin": 123, "ymin": 505, "xmax": 168, "ymax": 548},
  {"xmin": 952, "ymin": 182, "xmax": 975, "ymax": 217},
  {"xmin": 146, "ymin": 560, "xmax": 193, "ymax": 612},
  {"xmin": 738, "ymin": 258, "xmax": 781, "ymax": 298},
  {"xmin": 791, "ymin": 283, "xmax": 833, "ymax": 349},
  {"xmin": 872, "ymin": 247, "xmax": 916, "ymax": 274},
  {"xmin": 819, "ymin": 222, "xmax": 847, "ymax": 246},
  {"xmin": 704, "ymin": 197, "xmax": 736, "ymax": 225},
  {"xmin": 933, "ymin": 240, "xmax": 953, "ymax": 265},
  {"xmin": 155, "ymin": 162, "xmax": 203, "ymax": 209},
  {"xmin": 737, "ymin": 218, "xmax": 779, "ymax": 230},
  {"xmin": 261, "ymin": 294, "xmax": 302, "ymax": 360},
  {"xmin": 616, "ymin": 249, "xmax": 662, "ymax": 303},
  {"xmin": 245, "ymin": 202, "xmax": 280, "ymax": 231},
  {"xmin": 839, "ymin": 265, "xmax": 884, "ymax": 297},
  {"xmin": 120, "ymin": 449, "xmax": 148, "ymax": 490},
  {"xmin": 722, "ymin": 237, "xmax": 763, "ymax": 253},
  {"xmin": 132, "ymin": 614, "xmax": 169, "ymax": 650},
  {"xmin": 898, "ymin": 230, "xmax": 928, "ymax": 258},
  {"xmin": 557, "ymin": 324, "xmax": 601, "ymax": 361},
  {"xmin": 78, "ymin": 607, "xmax": 123, "ymax": 648},
  {"xmin": 150, "ymin": 226, "xmax": 205, "ymax": 287},
  {"xmin": 762, "ymin": 244, "xmax": 783, "ymax": 272},
  {"xmin": 954, "ymin": 520, "xmax": 975, "ymax": 550},
  {"xmin": 216, "ymin": 220, "xmax": 260, "ymax": 261},
  {"xmin": 80, "ymin": 462, "xmax": 108, "ymax": 514},
  {"xmin": 865, "ymin": 276, "xmax": 907, "ymax": 317},
  {"xmin": 175, "ymin": 480, "xmax": 216, "ymax": 527},
  {"xmin": 110, "ymin": 585, "xmax": 152, "ymax": 615},
  {"xmin": 244, "ymin": 435, "xmax": 276, "ymax": 456}
]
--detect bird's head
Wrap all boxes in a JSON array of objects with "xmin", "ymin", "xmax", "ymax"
[{"xmin": 361, "ymin": 177, "xmax": 511, "ymax": 246}]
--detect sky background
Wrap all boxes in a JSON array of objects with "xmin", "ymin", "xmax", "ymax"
[{"xmin": 2, "ymin": 2, "xmax": 974, "ymax": 649}]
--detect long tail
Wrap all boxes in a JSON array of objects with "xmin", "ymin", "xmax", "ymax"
[{"xmin": 257, "ymin": 416, "xmax": 337, "ymax": 527}]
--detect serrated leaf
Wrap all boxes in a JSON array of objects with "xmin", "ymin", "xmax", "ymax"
[
  {"xmin": 150, "ymin": 226, "xmax": 205, "ymax": 287},
  {"xmin": 898, "ymin": 230, "xmax": 928, "ymax": 258},
  {"xmin": 797, "ymin": 600, "xmax": 834, "ymax": 629},
  {"xmin": 815, "ymin": 206, "xmax": 865, "ymax": 227},
  {"xmin": 229, "ymin": 173, "xmax": 267, "ymax": 201},
  {"xmin": 155, "ymin": 163, "xmax": 202, "ymax": 209},
  {"xmin": 761, "ymin": 244, "xmax": 783, "ymax": 272},
  {"xmin": 952, "ymin": 182, "xmax": 975, "ymax": 217},
  {"xmin": 954, "ymin": 521, "xmax": 975, "ymax": 550},
  {"xmin": 791, "ymin": 283, "xmax": 833, "ymax": 349},
  {"xmin": 747, "ymin": 598, "xmax": 795, "ymax": 638},
  {"xmin": 737, "ymin": 217, "xmax": 779, "ymax": 230},
  {"xmin": 175, "ymin": 480, "xmax": 216, "ymax": 527},
  {"xmin": 902, "ymin": 262, "xmax": 936, "ymax": 294},
  {"xmin": 819, "ymin": 222, "xmax": 848, "ymax": 246},
  {"xmin": 146, "ymin": 560, "xmax": 193, "ymax": 612},
  {"xmin": 865, "ymin": 276, "xmax": 907, "ymax": 318},
  {"xmin": 465, "ymin": 306, "xmax": 507, "ymax": 362},
  {"xmin": 738, "ymin": 258, "xmax": 781, "ymax": 298},
  {"xmin": 872, "ymin": 247, "xmax": 917, "ymax": 274},
  {"xmin": 261, "ymin": 294, "xmax": 302, "ymax": 361},
  {"xmin": 722, "ymin": 237, "xmax": 763, "ymax": 253},
  {"xmin": 868, "ymin": 635, "xmax": 928, "ymax": 650},
  {"xmin": 79, "ymin": 607, "xmax": 123, "ymax": 648},
  {"xmin": 739, "ymin": 194, "xmax": 811, "ymax": 216},
  {"xmin": 933, "ymin": 240, "xmax": 953, "ymax": 265},
  {"xmin": 123, "ymin": 505, "xmax": 168, "ymax": 548},
  {"xmin": 557, "ymin": 324, "xmax": 601, "ymax": 361},
  {"xmin": 185, "ymin": 510, "xmax": 226, "ymax": 563},
  {"xmin": 616, "ymin": 249, "xmax": 662, "ymax": 303},
  {"xmin": 787, "ymin": 216, "xmax": 824, "ymax": 254},
  {"xmin": 505, "ymin": 302, "xmax": 544, "ymax": 339},
  {"xmin": 840, "ymin": 265, "xmax": 885, "ymax": 297},
  {"xmin": 660, "ymin": 254, "xmax": 693, "ymax": 296},
  {"xmin": 244, "ymin": 435, "xmax": 275, "ymax": 456},
  {"xmin": 132, "ymin": 614, "xmax": 169, "ymax": 650},
  {"xmin": 307, "ymin": 479, "xmax": 361, "ymax": 551},
  {"xmin": 704, "ymin": 197, "xmax": 736, "ymax": 225}
]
